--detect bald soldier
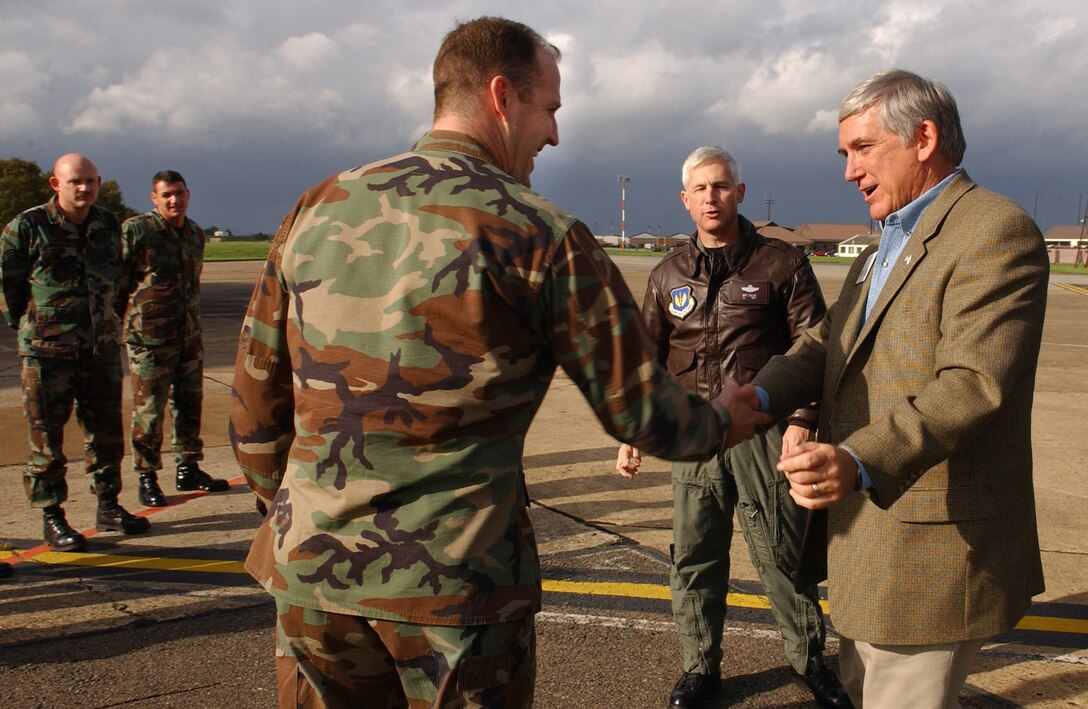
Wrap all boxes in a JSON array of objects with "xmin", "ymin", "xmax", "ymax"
[{"xmin": 0, "ymin": 153, "xmax": 149, "ymax": 553}]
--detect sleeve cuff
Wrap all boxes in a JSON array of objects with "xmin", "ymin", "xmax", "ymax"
[
  {"xmin": 841, "ymin": 445, "xmax": 872, "ymax": 490},
  {"xmin": 754, "ymin": 385, "xmax": 771, "ymax": 413}
]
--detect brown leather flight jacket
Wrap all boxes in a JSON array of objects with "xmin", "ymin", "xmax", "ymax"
[{"xmin": 641, "ymin": 217, "xmax": 826, "ymax": 428}]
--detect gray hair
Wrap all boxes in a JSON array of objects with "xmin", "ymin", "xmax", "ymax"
[
  {"xmin": 839, "ymin": 68, "xmax": 966, "ymax": 166},
  {"xmin": 681, "ymin": 146, "xmax": 741, "ymax": 189}
]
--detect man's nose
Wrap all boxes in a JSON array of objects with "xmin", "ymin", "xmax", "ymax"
[{"xmin": 844, "ymin": 155, "xmax": 862, "ymax": 182}]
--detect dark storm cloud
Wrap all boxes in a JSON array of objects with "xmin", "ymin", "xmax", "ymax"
[{"xmin": 2, "ymin": 0, "xmax": 1085, "ymax": 234}]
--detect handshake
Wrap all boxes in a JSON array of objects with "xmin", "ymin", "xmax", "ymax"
[
  {"xmin": 616, "ymin": 377, "xmax": 858, "ymax": 510},
  {"xmin": 616, "ymin": 378, "xmax": 774, "ymax": 479},
  {"xmin": 714, "ymin": 378, "xmax": 776, "ymax": 449}
]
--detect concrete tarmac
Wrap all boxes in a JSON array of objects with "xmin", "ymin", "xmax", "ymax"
[{"xmin": 0, "ymin": 258, "xmax": 1085, "ymax": 708}]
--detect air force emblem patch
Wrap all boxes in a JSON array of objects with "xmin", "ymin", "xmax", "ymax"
[{"xmin": 668, "ymin": 285, "xmax": 696, "ymax": 319}]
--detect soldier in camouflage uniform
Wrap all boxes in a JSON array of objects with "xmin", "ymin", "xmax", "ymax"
[
  {"xmin": 230, "ymin": 17, "xmax": 770, "ymax": 709},
  {"xmin": 117, "ymin": 170, "xmax": 229, "ymax": 508},
  {"xmin": 0, "ymin": 153, "xmax": 150, "ymax": 552}
]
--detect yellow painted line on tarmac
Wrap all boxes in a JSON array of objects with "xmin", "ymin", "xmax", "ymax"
[
  {"xmin": 542, "ymin": 579, "xmax": 775, "ymax": 611},
  {"xmin": 1054, "ymin": 282, "xmax": 1088, "ymax": 297},
  {"xmin": 1012, "ymin": 615, "xmax": 1088, "ymax": 635},
  {"xmin": 540, "ymin": 580, "xmax": 1088, "ymax": 636},
  {"xmin": 544, "ymin": 579, "xmax": 670, "ymax": 601},
  {"xmin": 5, "ymin": 551, "xmax": 1086, "ymax": 636},
  {"xmin": 2, "ymin": 549, "xmax": 246, "ymax": 575}
]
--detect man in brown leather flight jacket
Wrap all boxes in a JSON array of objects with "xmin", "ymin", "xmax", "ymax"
[{"xmin": 617, "ymin": 146, "xmax": 849, "ymax": 709}]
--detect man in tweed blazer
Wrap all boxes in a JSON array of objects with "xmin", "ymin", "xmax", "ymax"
[{"xmin": 746, "ymin": 69, "xmax": 1048, "ymax": 707}]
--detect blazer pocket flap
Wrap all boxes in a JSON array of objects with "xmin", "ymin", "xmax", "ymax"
[{"xmin": 891, "ymin": 487, "xmax": 993, "ymax": 523}]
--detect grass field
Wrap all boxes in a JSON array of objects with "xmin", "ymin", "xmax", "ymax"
[
  {"xmin": 205, "ymin": 241, "xmax": 271, "ymax": 261},
  {"xmin": 205, "ymin": 240, "xmax": 1086, "ymax": 272}
]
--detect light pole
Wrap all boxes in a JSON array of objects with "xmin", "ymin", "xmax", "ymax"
[
  {"xmin": 617, "ymin": 175, "xmax": 630, "ymax": 250},
  {"xmin": 763, "ymin": 189, "xmax": 775, "ymax": 222},
  {"xmin": 1078, "ymin": 197, "xmax": 1088, "ymax": 268}
]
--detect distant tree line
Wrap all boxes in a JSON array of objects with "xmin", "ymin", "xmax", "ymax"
[
  {"xmin": 1, "ymin": 157, "xmax": 274, "ymax": 238},
  {"xmin": 0, "ymin": 156, "xmax": 137, "ymax": 227}
]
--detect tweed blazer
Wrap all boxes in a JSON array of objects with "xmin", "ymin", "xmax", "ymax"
[{"xmin": 753, "ymin": 172, "xmax": 1048, "ymax": 644}]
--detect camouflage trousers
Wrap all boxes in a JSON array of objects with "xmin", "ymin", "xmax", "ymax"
[
  {"xmin": 670, "ymin": 421, "xmax": 826, "ymax": 676},
  {"xmin": 274, "ymin": 597, "xmax": 535, "ymax": 709},
  {"xmin": 21, "ymin": 351, "xmax": 125, "ymax": 507},
  {"xmin": 126, "ymin": 340, "xmax": 204, "ymax": 474}
]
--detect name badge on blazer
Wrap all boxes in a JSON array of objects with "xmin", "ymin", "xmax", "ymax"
[
  {"xmin": 668, "ymin": 285, "xmax": 697, "ymax": 319},
  {"xmin": 725, "ymin": 280, "xmax": 770, "ymax": 305},
  {"xmin": 857, "ymin": 252, "xmax": 878, "ymax": 284}
]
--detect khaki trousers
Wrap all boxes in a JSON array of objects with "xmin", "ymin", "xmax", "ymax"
[{"xmin": 840, "ymin": 637, "xmax": 985, "ymax": 708}]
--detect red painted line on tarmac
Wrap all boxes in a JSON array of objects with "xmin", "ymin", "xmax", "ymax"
[{"xmin": 2, "ymin": 474, "xmax": 248, "ymax": 567}]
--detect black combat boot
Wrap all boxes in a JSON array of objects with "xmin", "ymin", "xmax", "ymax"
[
  {"xmin": 96, "ymin": 497, "xmax": 151, "ymax": 535},
  {"xmin": 43, "ymin": 505, "xmax": 87, "ymax": 552},
  {"xmin": 175, "ymin": 464, "xmax": 230, "ymax": 493},
  {"xmin": 0, "ymin": 561, "xmax": 13, "ymax": 579},
  {"xmin": 668, "ymin": 672, "xmax": 721, "ymax": 707},
  {"xmin": 138, "ymin": 473, "xmax": 168, "ymax": 507},
  {"xmin": 792, "ymin": 656, "xmax": 853, "ymax": 708}
]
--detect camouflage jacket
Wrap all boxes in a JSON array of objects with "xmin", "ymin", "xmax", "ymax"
[
  {"xmin": 117, "ymin": 210, "xmax": 204, "ymax": 346},
  {"xmin": 230, "ymin": 131, "xmax": 730, "ymax": 626},
  {"xmin": 0, "ymin": 196, "xmax": 121, "ymax": 359}
]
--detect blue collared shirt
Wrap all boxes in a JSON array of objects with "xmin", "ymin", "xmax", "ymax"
[
  {"xmin": 757, "ymin": 169, "xmax": 961, "ymax": 491},
  {"xmin": 864, "ymin": 168, "xmax": 961, "ymax": 319}
]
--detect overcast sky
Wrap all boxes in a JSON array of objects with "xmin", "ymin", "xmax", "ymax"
[{"xmin": 2, "ymin": 0, "xmax": 1085, "ymax": 236}]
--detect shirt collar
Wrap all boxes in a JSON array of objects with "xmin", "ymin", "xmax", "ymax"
[
  {"xmin": 691, "ymin": 214, "xmax": 756, "ymax": 276},
  {"xmin": 414, "ymin": 130, "xmax": 500, "ymax": 168},
  {"xmin": 883, "ymin": 167, "xmax": 962, "ymax": 233}
]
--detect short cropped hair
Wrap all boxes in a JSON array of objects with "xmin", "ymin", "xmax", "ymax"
[
  {"xmin": 433, "ymin": 16, "xmax": 560, "ymax": 120},
  {"xmin": 152, "ymin": 170, "xmax": 186, "ymax": 187},
  {"xmin": 839, "ymin": 69, "xmax": 966, "ymax": 166},
  {"xmin": 681, "ymin": 146, "xmax": 741, "ymax": 190}
]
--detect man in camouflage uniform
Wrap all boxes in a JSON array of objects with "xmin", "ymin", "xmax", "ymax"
[
  {"xmin": 618, "ymin": 147, "xmax": 849, "ymax": 708},
  {"xmin": 117, "ymin": 170, "xmax": 228, "ymax": 508},
  {"xmin": 0, "ymin": 153, "xmax": 150, "ymax": 552},
  {"xmin": 230, "ymin": 17, "xmax": 770, "ymax": 708}
]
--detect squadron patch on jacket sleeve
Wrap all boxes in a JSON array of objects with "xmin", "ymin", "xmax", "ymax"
[{"xmin": 668, "ymin": 285, "xmax": 696, "ymax": 319}]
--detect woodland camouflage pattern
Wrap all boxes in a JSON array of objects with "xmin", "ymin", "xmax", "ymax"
[
  {"xmin": 117, "ymin": 210, "xmax": 204, "ymax": 346},
  {"xmin": 1, "ymin": 196, "xmax": 125, "ymax": 506},
  {"xmin": 275, "ymin": 596, "xmax": 535, "ymax": 706},
  {"xmin": 117, "ymin": 210, "xmax": 207, "ymax": 472},
  {"xmin": 0, "ymin": 196, "xmax": 121, "ymax": 357},
  {"xmin": 230, "ymin": 131, "xmax": 730, "ymax": 627}
]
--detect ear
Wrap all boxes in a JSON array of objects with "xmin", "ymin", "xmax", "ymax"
[
  {"xmin": 915, "ymin": 119, "xmax": 939, "ymax": 162},
  {"xmin": 680, "ymin": 190, "xmax": 690, "ymax": 211},
  {"xmin": 48, "ymin": 175, "xmax": 60, "ymax": 192},
  {"xmin": 736, "ymin": 182, "xmax": 746, "ymax": 204},
  {"xmin": 488, "ymin": 75, "xmax": 514, "ymax": 122}
]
